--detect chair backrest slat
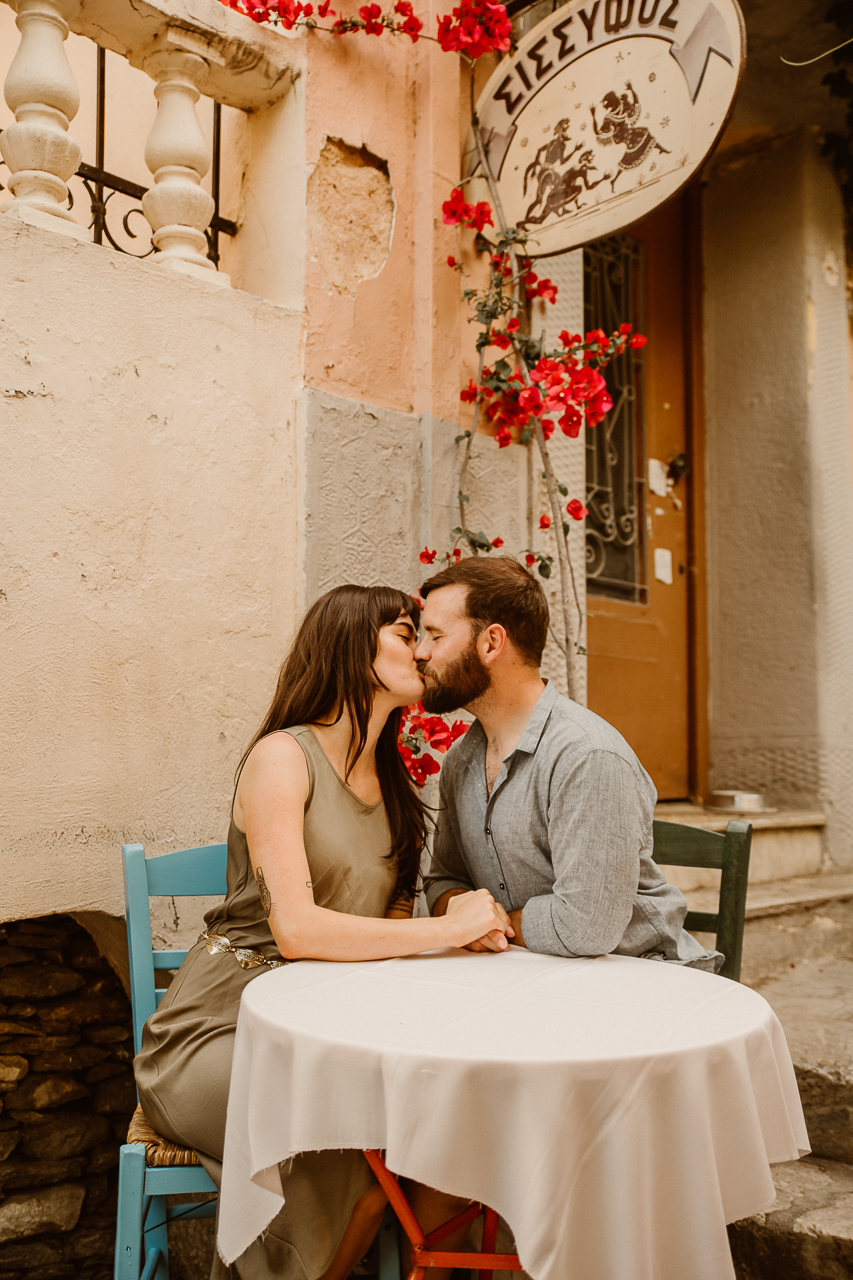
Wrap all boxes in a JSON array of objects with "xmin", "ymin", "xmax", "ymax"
[
  {"xmin": 153, "ymin": 950, "xmax": 188, "ymax": 969},
  {"xmin": 684, "ymin": 910, "xmax": 718, "ymax": 934},
  {"xmin": 651, "ymin": 821, "xmax": 724, "ymax": 869},
  {"xmin": 652, "ymin": 818, "xmax": 752, "ymax": 982},
  {"xmin": 122, "ymin": 842, "xmax": 228, "ymax": 1054}
]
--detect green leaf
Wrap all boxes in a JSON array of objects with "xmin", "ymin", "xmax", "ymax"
[
  {"xmin": 577, "ymin": 645, "xmax": 588, "ymax": 656},
  {"xmin": 538, "ymin": 562, "xmax": 552, "ymax": 578},
  {"xmin": 460, "ymin": 493, "xmax": 470, "ymax": 504},
  {"xmin": 558, "ymin": 482, "xmax": 568, "ymax": 496},
  {"xmin": 455, "ymin": 432, "xmax": 471, "ymax": 443},
  {"xmin": 563, "ymin": 522, "xmax": 570, "ymax": 536}
]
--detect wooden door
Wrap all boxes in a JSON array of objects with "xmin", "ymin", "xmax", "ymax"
[{"xmin": 585, "ymin": 196, "xmax": 698, "ymax": 799}]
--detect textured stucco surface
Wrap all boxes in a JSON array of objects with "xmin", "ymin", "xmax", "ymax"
[
  {"xmin": 0, "ymin": 216, "xmax": 301, "ymax": 923},
  {"xmin": 704, "ymin": 135, "xmax": 853, "ymax": 865},
  {"xmin": 303, "ymin": 387, "xmax": 427, "ymax": 598}
]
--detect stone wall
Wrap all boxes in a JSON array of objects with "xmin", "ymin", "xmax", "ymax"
[
  {"xmin": 703, "ymin": 133, "xmax": 853, "ymax": 866},
  {"xmin": 0, "ymin": 916, "xmax": 136, "ymax": 1280}
]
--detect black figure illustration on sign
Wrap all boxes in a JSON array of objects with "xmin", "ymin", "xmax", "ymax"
[
  {"xmin": 590, "ymin": 82, "xmax": 670, "ymax": 191},
  {"xmin": 520, "ymin": 119, "xmax": 606, "ymax": 228}
]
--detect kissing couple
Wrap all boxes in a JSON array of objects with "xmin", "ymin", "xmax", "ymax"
[{"xmin": 134, "ymin": 553, "xmax": 718, "ymax": 1280}]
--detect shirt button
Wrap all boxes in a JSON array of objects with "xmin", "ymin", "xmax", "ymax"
[
  {"xmin": 485, "ymin": 827, "xmax": 491, "ymax": 836},
  {"xmin": 499, "ymin": 883, "xmax": 505, "ymax": 890}
]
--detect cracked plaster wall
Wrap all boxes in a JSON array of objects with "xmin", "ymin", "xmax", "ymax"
[{"xmin": 0, "ymin": 216, "xmax": 301, "ymax": 928}]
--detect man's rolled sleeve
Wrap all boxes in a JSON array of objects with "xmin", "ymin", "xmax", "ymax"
[
  {"xmin": 423, "ymin": 766, "xmax": 475, "ymax": 914},
  {"xmin": 520, "ymin": 749, "xmax": 647, "ymax": 957}
]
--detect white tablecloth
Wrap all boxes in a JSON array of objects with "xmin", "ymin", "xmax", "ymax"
[{"xmin": 218, "ymin": 949, "xmax": 808, "ymax": 1280}]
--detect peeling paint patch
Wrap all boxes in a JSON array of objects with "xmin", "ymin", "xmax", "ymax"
[{"xmin": 307, "ymin": 138, "xmax": 395, "ymax": 296}]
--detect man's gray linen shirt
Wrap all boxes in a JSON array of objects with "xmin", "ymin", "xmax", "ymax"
[{"xmin": 425, "ymin": 681, "xmax": 719, "ymax": 968}]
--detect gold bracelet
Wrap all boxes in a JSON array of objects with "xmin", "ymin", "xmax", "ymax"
[{"xmin": 199, "ymin": 928, "xmax": 292, "ymax": 971}]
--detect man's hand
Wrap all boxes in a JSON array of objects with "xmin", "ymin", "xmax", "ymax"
[
  {"xmin": 442, "ymin": 891, "xmax": 515, "ymax": 953},
  {"xmin": 507, "ymin": 908, "xmax": 526, "ymax": 948}
]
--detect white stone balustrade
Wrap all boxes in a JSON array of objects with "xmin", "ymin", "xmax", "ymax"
[
  {"xmin": 141, "ymin": 47, "xmax": 226, "ymax": 283},
  {"xmin": 0, "ymin": 0, "xmax": 87, "ymax": 237},
  {"xmin": 0, "ymin": 0, "xmax": 295, "ymax": 272}
]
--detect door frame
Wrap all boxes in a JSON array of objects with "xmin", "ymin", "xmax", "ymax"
[{"xmin": 683, "ymin": 180, "xmax": 710, "ymax": 804}]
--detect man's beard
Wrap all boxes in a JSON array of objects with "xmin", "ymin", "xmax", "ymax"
[{"xmin": 419, "ymin": 637, "xmax": 491, "ymax": 714}]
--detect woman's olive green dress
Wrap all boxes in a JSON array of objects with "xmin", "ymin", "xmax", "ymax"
[{"xmin": 134, "ymin": 727, "xmax": 398, "ymax": 1279}]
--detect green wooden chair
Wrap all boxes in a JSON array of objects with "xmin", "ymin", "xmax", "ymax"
[{"xmin": 652, "ymin": 818, "xmax": 753, "ymax": 982}]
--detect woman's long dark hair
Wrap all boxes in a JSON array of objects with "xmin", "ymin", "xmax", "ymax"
[{"xmin": 238, "ymin": 585, "xmax": 426, "ymax": 897}]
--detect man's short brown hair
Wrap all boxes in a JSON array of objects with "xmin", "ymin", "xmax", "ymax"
[{"xmin": 420, "ymin": 556, "xmax": 549, "ymax": 666}]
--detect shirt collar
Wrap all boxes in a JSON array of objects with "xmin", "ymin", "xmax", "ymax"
[
  {"xmin": 455, "ymin": 678, "xmax": 558, "ymax": 762},
  {"xmin": 512, "ymin": 679, "xmax": 559, "ymax": 756}
]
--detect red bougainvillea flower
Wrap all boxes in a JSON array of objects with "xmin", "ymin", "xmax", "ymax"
[
  {"xmin": 629, "ymin": 333, "xmax": 648, "ymax": 348},
  {"xmin": 451, "ymin": 547, "xmax": 463, "ymax": 560},
  {"xmin": 398, "ymin": 742, "xmax": 442, "ymax": 787},
  {"xmin": 460, "ymin": 379, "xmax": 478, "ymax": 403},
  {"xmin": 490, "ymin": 330, "xmax": 512, "ymax": 350},
  {"xmin": 419, "ymin": 547, "xmax": 437, "ymax": 564},
  {"xmin": 392, "ymin": 0, "xmax": 422, "ymax": 36},
  {"xmin": 447, "ymin": 255, "xmax": 458, "ymax": 267},
  {"xmin": 398, "ymin": 704, "xmax": 469, "ymax": 787},
  {"xmin": 436, "ymin": 0, "xmax": 511, "ymax": 58},
  {"xmin": 566, "ymin": 499, "xmax": 589, "ymax": 521},
  {"xmin": 491, "ymin": 536, "xmax": 504, "ymax": 548},
  {"xmin": 535, "ymin": 277, "xmax": 558, "ymax": 304},
  {"xmin": 586, "ymin": 385, "xmax": 613, "ymax": 427},
  {"xmin": 525, "ymin": 552, "xmax": 537, "ymax": 566},
  {"xmin": 442, "ymin": 187, "xmax": 473, "ymax": 226},
  {"xmin": 518, "ymin": 385, "xmax": 543, "ymax": 415},
  {"xmin": 358, "ymin": 3, "xmax": 384, "ymax": 32},
  {"xmin": 539, "ymin": 513, "xmax": 551, "ymax": 529},
  {"xmin": 495, "ymin": 425, "xmax": 512, "ymax": 448},
  {"xmin": 506, "ymin": 318, "xmax": 520, "ymax": 334},
  {"xmin": 468, "ymin": 201, "xmax": 494, "ymax": 232},
  {"xmin": 558, "ymin": 405, "xmax": 583, "ymax": 437}
]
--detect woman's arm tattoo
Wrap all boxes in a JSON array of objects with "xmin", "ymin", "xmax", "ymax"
[{"xmin": 255, "ymin": 866, "xmax": 273, "ymax": 918}]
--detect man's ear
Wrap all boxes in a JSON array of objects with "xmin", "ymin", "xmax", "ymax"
[{"xmin": 478, "ymin": 624, "xmax": 508, "ymax": 666}]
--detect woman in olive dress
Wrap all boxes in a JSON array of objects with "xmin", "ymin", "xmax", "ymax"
[{"xmin": 134, "ymin": 584, "xmax": 511, "ymax": 1280}]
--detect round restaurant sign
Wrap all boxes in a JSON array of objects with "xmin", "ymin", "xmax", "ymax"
[{"xmin": 465, "ymin": 0, "xmax": 745, "ymax": 256}]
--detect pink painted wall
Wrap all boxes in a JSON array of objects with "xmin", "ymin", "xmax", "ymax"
[{"xmin": 300, "ymin": 21, "xmax": 492, "ymax": 423}]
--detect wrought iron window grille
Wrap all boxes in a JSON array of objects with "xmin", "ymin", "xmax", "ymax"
[
  {"xmin": 0, "ymin": 47, "xmax": 236, "ymax": 265},
  {"xmin": 583, "ymin": 234, "xmax": 648, "ymax": 605}
]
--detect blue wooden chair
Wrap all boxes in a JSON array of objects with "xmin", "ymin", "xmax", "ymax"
[
  {"xmin": 116, "ymin": 841, "xmax": 402, "ymax": 1280},
  {"xmin": 115, "ymin": 841, "xmax": 227, "ymax": 1280},
  {"xmin": 652, "ymin": 818, "xmax": 753, "ymax": 982}
]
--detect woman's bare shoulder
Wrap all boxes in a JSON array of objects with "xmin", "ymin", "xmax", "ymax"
[{"xmin": 235, "ymin": 732, "xmax": 310, "ymax": 823}]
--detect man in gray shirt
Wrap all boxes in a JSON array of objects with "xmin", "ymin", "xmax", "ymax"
[{"xmin": 416, "ymin": 556, "xmax": 721, "ymax": 970}]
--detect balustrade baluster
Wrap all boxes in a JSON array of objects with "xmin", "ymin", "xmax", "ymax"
[
  {"xmin": 0, "ymin": 0, "xmax": 86, "ymax": 236},
  {"xmin": 141, "ymin": 49, "xmax": 228, "ymax": 284}
]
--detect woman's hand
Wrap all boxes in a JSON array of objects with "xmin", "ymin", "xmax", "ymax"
[{"xmin": 445, "ymin": 889, "xmax": 515, "ymax": 952}]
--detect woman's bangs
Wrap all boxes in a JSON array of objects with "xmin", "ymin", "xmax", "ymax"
[{"xmin": 369, "ymin": 586, "xmax": 421, "ymax": 631}]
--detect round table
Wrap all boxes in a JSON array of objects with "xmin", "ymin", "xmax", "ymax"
[{"xmin": 218, "ymin": 948, "xmax": 808, "ymax": 1280}]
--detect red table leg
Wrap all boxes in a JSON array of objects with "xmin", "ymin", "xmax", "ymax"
[{"xmin": 364, "ymin": 1150, "xmax": 524, "ymax": 1276}]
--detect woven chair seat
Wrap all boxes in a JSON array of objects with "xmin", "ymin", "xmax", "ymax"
[{"xmin": 127, "ymin": 1104, "xmax": 201, "ymax": 1168}]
